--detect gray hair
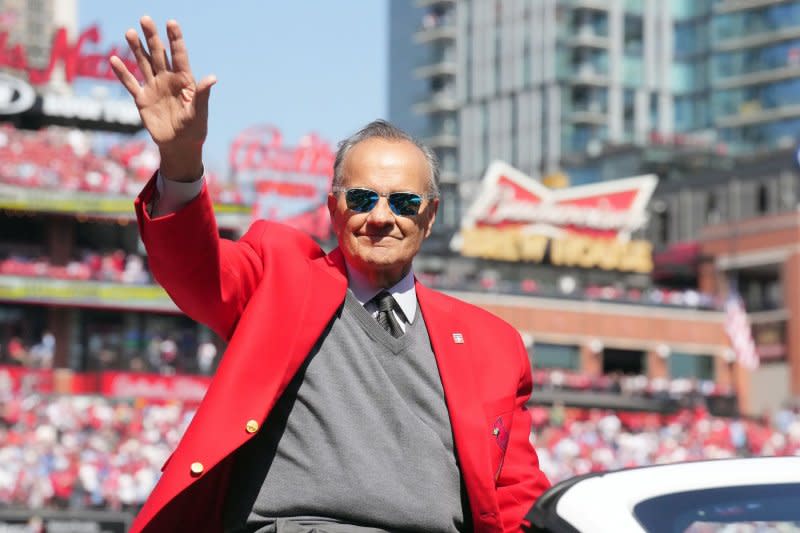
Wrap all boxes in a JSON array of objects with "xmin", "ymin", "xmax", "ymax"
[{"xmin": 332, "ymin": 119, "xmax": 440, "ymax": 196}]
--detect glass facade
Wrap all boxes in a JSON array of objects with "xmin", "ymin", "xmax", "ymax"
[
  {"xmin": 713, "ymin": 3, "xmax": 800, "ymax": 41},
  {"xmin": 713, "ymin": 40, "xmax": 800, "ymax": 81},
  {"xmin": 712, "ymin": 2, "xmax": 800, "ymax": 154}
]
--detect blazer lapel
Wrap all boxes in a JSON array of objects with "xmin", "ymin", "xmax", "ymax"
[
  {"xmin": 416, "ymin": 282, "xmax": 498, "ymax": 524},
  {"xmin": 305, "ymin": 247, "xmax": 349, "ymax": 344}
]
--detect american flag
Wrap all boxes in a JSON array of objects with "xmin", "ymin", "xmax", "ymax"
[{"xmin": 724, "ymin": 290, "xmax": 759, "ymax": 370}]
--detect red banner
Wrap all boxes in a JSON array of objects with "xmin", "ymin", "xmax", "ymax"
[
  {"xmin": 229, "ymin": 125, "xmax": 334, "ymax": 240},
  {"xmin": 0, "ymin": 366, "xmax": 54, "ymax": 393},
  {"xmin": 100, "ymin": 371, "xmax": 211, "ymax": 402},
  {"xmin": 0, "ymin": 25, "xmax": 139, "ymax": 85}
]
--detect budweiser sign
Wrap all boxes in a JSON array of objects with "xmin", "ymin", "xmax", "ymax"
[
  {"xmin": 0, "ymin": 25, "xmax": 139, "ymax": 85},
  {"xmin": 453, "ymin": 161, "xmax": 658, "ymax": 273}
]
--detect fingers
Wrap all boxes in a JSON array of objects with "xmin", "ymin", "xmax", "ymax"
[
  {"xmin": 140, "ymin": 15, "xmax": 170, "ymax": 73},
  {"xmin": 125, "ymin": 29, "xmax": 154, "ymax": 82},
  {"xmin": 194, "ymin": 75, "xmax": 217, "ymax": 114},
  {"xmin": 166, "ymin": 20, "xmax": 191, "ymax": 75},
  {"xmin": 109, "ymin": 55, "xmax": 141, "ymax": 96}
]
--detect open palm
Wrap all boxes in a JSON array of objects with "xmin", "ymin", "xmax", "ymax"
[{"xmin": 110, "ymin": 17, "xmax": 215, "ymax": 179}]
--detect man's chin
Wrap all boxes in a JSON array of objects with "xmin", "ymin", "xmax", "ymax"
[{"xmin": 351, "ymin": 253, "xmax": 404, "ymax": 272}]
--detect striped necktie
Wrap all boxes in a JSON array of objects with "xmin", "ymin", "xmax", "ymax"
[{"xmin": 372, "ymin": 291, "xmax": 403, "ymax": 338}]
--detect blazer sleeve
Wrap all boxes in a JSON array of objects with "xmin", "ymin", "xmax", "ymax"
[
  {"xmin": 134, "ymin": 174, "xmax": 320, "ymax": 341},
  {"xmin": 496, "ymin": 334, "xmax": 552, "ymax": 532}
]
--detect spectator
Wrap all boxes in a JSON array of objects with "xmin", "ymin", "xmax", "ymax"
[{"xmin": 196, "ymin": 340, "xmax": 217, "ymax": 375}]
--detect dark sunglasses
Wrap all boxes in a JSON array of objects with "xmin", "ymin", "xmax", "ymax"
[{"xmin": 332, "ymin": 187, "xmax": 436, "ymax": 216}]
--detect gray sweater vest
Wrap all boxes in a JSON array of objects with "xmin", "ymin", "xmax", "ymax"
[{"xmin": 223, "ymin": 291, "xmax": 467, "ymax": 533}]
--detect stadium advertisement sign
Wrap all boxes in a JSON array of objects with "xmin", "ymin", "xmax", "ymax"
[
  {"xmin": 0, "ymin": 183, "xmax": 250, "ymax": 228},
  {"xmin": 0, "ymin": 25, "xmax": 139, "ymax": 85},
  {"xmin": 101, "ymin": 372, "xmax": 211, "ymax": 402},
  {"xmin": 229, "ymin": 125, "xmax": 334, "ymax": 239},
  {"xmin": 452, "ymin": 162, "xmax": 657, "ymax": 273},
  {"xmin": 0, "ymin": 365, "xmax": 54, "ymax": 393},
  {"xmin": 0, "ymin": 275, "xmax": 179, "ymax": 312},
  {"xmin": 0, "ymin": 72, "xmax": 141, "ymax": 129},
  {"xmin": 0, "ymin": 510, "xmax": 131, "ymax": 533}
]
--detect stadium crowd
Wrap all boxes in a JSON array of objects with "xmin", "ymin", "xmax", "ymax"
[
  {"xmin": 532, "ymin": 368, "xmax": 734, "ymax": 401},
  {"xmin": 418, "ymin": 271, "xmax": 719, "ymax": 310},
  {"xmin": 0, "ymin": 125, "xmax": 242, "ymax": 204},
  {"xmin": 0, "ymin": 380, "xmax": 797, "ymax": 512},
  {"xmin": 531, "ymin": 404, "xmax": 800, "ymax": 484},
  {"xmin": 0, "ymin": 251, "xmax": 151, "ymax": 284}
]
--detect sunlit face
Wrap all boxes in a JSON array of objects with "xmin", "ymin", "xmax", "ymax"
[{"xmin": 327, "ymin": 137, "xmax": 438, "ymax": 285}]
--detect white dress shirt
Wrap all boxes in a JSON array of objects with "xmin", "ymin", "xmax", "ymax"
[{"xmin": 346, "ymin": 265, "xmax": 417, "ymax": 333}]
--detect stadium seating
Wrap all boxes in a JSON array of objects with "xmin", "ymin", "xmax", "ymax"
[{"xmin": 0, "ymin": 382, "xmax": 796, "ymax": 511}]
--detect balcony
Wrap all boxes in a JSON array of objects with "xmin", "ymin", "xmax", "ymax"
[
  {"xmin": 415, "ymin": 0, "xmax": 455, "ymax": 7},
  {"xmin": 414, "ymin": 59, "xmax": 457, "ymax": 79},
  {"xmin": 559, "ymin": 62, "xmax": 610, "ymax": 85},
  {"xmin": 414, "ymin": 16, "xmax": 456, "ymax": 44},
  {"xmin": 715, "ymin": 102, "xmax": 800, "ymax": 127},
  {"xmin": 558, "ymin": 25, "xmax": 611, "ymax": 49},
  {"xmin": 713, "ymin": 64, "xmax": 800, "ymax": 90},
  {"xmin": 423, "ymin": 132, "xmax": 459, "ymax": 149},
  {"xmin": 713, "ymin": 0, "xmax": 789, "ymax": 14},
  {"xmin": 560, "ymin": 0, "xmax": 610, "ymax": 10},
  {"xmin": 565, "ymin": 102, "xmax": 608, "ymax": 124},
  {"xmin": 413, "ymin": 90, "xmax": 458, "ymax": 115},
  {"xmin": 713, "ymin": 24, "xmax": 800, "ymax": 52},
  {"xmin": 438, "ymin": 168, "xmax": 459, "ymax": 184}
]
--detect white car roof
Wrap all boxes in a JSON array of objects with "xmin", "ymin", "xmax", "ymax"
[{"xmin": 556, "ymin": 456, "xmax": 800, "ymax": 533}]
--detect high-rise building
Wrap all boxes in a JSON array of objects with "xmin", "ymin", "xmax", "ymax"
[
  {"xmin": 401, "ymin": 0, "xmax": 800, "ymax": 227},
  {"xmin": 712, "ymin": 1, "xmax": 800, "ymax": 155},
  {"xmin": 388, "ymin": 1, "xmax": 429, "ymax": 138},
  {"xmin": 389, "ymin": 0, "xmax": 461, "ymax": 236}
]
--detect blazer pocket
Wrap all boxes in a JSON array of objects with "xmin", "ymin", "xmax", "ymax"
[{"xmin": 482, "ymin": 396, "xmax": 515, "ymax": 481}]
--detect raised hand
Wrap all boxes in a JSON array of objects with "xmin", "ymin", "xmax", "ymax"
[{"xmin": 109, "ymin": 16, "xmax": 215, "ymax": 181}]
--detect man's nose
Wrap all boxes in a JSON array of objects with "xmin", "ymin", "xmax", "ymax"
[{"xmin": 366, "ymin": 197, "xmax": 394, "ymax": 225}]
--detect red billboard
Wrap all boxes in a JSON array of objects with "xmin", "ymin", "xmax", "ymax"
[
  {"xmin": 0, "ymin": 25, "xmax": 138, "ymax": 85},
  {"xmin": 229, "ymin": 125, "xmax": 334, "ymax": 240}
]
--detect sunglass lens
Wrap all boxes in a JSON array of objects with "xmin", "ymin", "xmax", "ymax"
[
  {"xmin": 346, "ymin": 189, "xmax": 379, "ymax": 212},
  {"xmin": 389, "ymin": 193, "xmax": 422, "ymax": 215}
]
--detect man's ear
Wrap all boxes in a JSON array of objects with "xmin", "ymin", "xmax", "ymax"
[
  {"xmin": 423, "ymin": 198, "xmax": 439, "ymax": 238},
  {"xmin": 327, "ymin": 193, "xmax": 337, "ymax": 219}
]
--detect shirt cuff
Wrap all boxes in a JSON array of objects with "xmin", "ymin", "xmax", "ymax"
[{"xmin": 152, "ymin": 171, "xmax": 205, "ymax": 217}]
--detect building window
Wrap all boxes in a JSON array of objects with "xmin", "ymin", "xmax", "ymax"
[
  {"xmin": 669, "ymin": 353, "xmax": 713, "ymax": 380},
  {"xmin": 624, "ymin": 15, "xmax": 643, "ymax": 56},
  {"xmin": 706, "ymin": 193, "xmax": 720, "ymax": 224},
  {"xmin": 531, "ymin": 343, "xmax": 580, "ymax": 370},
  {"xmin": 657, "ymin": 209, "xmax": 670, "ymax": 245},
  {"xmin": 440, "ymin": 183, "xmax": 459, "ymax": 228},
  {"xmin": 603, "ymin": 348, "xmax": 646, "ymax": 375},
  {"xmin": 757, "ymin": 183, "xmax": 769, "ymax": 214}
]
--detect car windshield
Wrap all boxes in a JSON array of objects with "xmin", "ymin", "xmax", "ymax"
[{"xmin": 633, "ymin": 484, "xmax": 800, "ymax": 533}]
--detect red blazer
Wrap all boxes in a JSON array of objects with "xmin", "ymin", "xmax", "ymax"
[{"xmin": 130, "ymin": 177, "xmax": 550, "ymax": 533}]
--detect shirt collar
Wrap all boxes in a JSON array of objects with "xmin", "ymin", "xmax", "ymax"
[{"xmin": 345, "ymin": 261, "xmax": 417, "ymax": 324}]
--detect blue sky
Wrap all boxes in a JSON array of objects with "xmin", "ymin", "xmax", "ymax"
[{"xmin": 78, "ymin": 1, "xmax": 388, "ymax": 173}]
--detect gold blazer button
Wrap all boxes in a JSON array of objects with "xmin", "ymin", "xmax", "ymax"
[
  {"xmin": 245, "ymin": 419, "xmax": 260, "ymax": 434},
  {"xmin": 190, "ymin": 462, "xmax": 204, "ymax": 476}
]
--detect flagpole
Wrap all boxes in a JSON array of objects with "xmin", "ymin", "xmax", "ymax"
[{"xmin": 729, "ymin": 176, "xmax": 741, "ymax": 415}]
